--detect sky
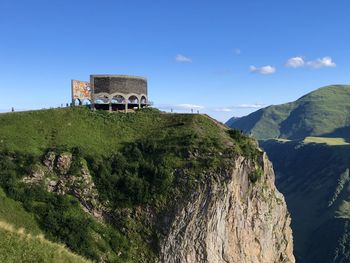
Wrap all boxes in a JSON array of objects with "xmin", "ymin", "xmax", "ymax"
[{"xmin": 1, "ymin": 0, "xmax": 349, "ymax": 122}]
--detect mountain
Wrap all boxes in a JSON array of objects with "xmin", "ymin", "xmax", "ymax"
[
  {"xmin": 226, "ymin": 85, "xmax": 350, "ymax": 140},
  {"xmin": 0, "ymin": 108, "xmax": 294, "ymax": 262},
  {"xmin": 225, "ymin": 116, "xmax": 240, "ymax": 127},
  {"xmin": 261, "ymin": 139, "xmax": 350, "ymax": 263},
  {"xmin": 225, "ymin": 84, "xmax": 350, "ymax": 261}
]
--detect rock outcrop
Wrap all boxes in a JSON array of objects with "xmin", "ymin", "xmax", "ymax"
[
  {"xmin": 158, "ymin": 153, "xmax": 294, "ymax": 263},
  {"xmin": 23, "ymin": 152, "xmax": 103, "ymax": 220}
]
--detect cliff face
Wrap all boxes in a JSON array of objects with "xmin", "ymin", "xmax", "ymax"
[{"xmin": 159, "ymin": 154, "xmax": 294, "ymax": 263}]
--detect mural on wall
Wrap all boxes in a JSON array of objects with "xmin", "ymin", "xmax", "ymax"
[{"xmin": 72, "ymin": 80, "xmax": 91, "ymax": 102}]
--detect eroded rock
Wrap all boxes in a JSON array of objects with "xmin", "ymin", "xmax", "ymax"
[{"xmin": 158, "ymin": 153, "xmax": 295, "ymax": 263}]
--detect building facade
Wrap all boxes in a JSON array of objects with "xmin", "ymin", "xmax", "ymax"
[{"xmin": 71, "ymin": 74, "xmax": 149, "ymax": 111}]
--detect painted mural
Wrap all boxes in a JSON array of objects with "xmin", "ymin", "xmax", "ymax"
[{"xmin": 72, "ymin": 80, "xmax": 91, "ymax": 101}]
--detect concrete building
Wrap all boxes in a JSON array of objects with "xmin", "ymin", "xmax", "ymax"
[{"xmin": 71, "ymin": 74, "xmax": 149, "ymax": 112}]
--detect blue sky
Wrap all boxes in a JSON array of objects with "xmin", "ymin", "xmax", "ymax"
[{"xmin": 1, "ymin": 0, "xmax": 349, "ymax": 121}]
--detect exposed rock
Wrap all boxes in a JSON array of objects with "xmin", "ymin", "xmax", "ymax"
[
  {"xmin": 24, "ymin": 152, "xmax": 104, "ymax": 221},
  {"xmin": 43, "ymin": 151, "xmax": 56, "ymax": 171},
  {"xmin": 56, "ymin": 153, "xmax": 72, "ymax": 174},
  {"xmin": 22, "ymin": 164, "xmax": 46, "ymax": 184},
  {"xmin": 158, "ymin": 153, "xmax": 294, "ymax": 263}
]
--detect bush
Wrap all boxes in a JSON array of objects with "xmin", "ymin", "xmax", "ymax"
[
  {"xmin": 227, "ymin": 129, "xmax": 259, "ymax": 161},
  {"xmin": 249, "ymin": 167, "xmax": 264, "ymax": 183}
]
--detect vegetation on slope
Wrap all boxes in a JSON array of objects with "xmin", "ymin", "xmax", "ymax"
[
  {"xmin": 227, "ymin": 85, "xmax": 350, "ymax": 140},
  {"xmin": 0, "ymin": 220, "xmax": 91, "ymax": 263},
  {"xmin": 0, "ymin": 187, "xmax": 90, "ymax": 263},
  {"xmin": 303, "ymin": 136, "xmax": 350, "ymax": 145},
  {"xmin": 261, "ymin": 140, "xmax": 350, "ymax": 263},
  {"xmin": 0, "ymin": 107, "xmax": 260, "ymax": 262}
]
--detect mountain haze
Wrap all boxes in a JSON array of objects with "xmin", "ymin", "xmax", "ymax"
[{"xmin": 227, "ymin": 85, "xmax": 350, "ymax": 140}]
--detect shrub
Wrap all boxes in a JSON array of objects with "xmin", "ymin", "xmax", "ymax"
[{"xmin": 249, "ymin": 167, "xmax": 264, "ymax": 183}]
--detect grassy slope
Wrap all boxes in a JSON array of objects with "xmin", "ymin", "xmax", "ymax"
[
  {"xmin": 0, "ymin": 221, "xmax": 91, "ymax": 263},
  {"xmin": 0, "ymin": 187, "xmax": 42, "ymax": 235},
  {"xmin": 303, "ymin": 136, "xmax": 350, "ymax": 145},
  {"xmin": 227, "ymin": 85, "xmax": 350, "ymax": 140},
  {"xmin": 0, "ymin": 107, "xmax": 258, "ymax": 262},
  {"xmin": 261, "ymin": 140, "xmax": 350, "ymax": 263},
  {"xmin": 0, "ymin": 187, "xmax": 90, "ymax": 263},
  {"xmin": 0, "ymin": 107, "xmax": 228, "ymax": 156}
]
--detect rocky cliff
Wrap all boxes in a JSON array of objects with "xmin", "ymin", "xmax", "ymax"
[{"xmin": 159, "ymin": 154, "xmax": 294, "ymax": 263}]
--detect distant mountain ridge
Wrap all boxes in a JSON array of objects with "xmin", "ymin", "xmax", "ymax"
[
  {"xmin": 226, "ymin": 85, "xmax": 350, "ymax": 140},
  {"xmin": 225, "ymin": 116, "xmax": 240, "ymax": 127}
]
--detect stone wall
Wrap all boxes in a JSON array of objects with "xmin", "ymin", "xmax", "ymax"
[{"xmin": 91, "ymin": 75, "xmax": 147, "ymax": 96}]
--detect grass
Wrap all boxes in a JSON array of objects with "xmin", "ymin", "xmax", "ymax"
[
  {"xmin": 0, "ymin": 187, "xmax": 42, "ymax": 236},
  {"xmin": 303, "ymin": 136, "xmax": 350, "ymax": 145},
  {"xmin": 0, "ymin": 220, "xmax": 91, "ymax": 263},
  {"xmin": 0, "ymin": 107, "xmax": 228, "ymax": 156}
]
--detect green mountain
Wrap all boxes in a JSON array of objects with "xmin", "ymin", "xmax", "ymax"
[
  {"xmin": 226, "ymin": 85, "xmax": 350, "ymax": 140},
  {"xmin": 261, "ymin": 140, "xmax": 350, "ymax": 263},
  {"xmin": 0, "ymin": 108, "xmax": 295, "ymax": 262}
]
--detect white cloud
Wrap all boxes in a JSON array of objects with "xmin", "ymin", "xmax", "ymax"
[
  {"xmin": 285, "ymin": 56, "xmax": 336, "ymax": 69},
  {"xmin": 214, "ymin": 103, "xmax": 265, "ymax": 112},
  {"xmin": 236, "ymin": 103, "xmax": 265, "ymax": 108},
  {"xmin": 286, "ymin": 56, "xmax": 305, "ymax": 68},
  {"xmin": 250, "ymin": 65, "xmax": 276, "ymax": 74},
  {"xmin": 215, "ymin": 108, "xmax": 233, "ymax": 112},
  {"xmin": 176, "ymin": 104, "xmax": 204, "ymax": 109},
  {"xmin": 175, "ymin": 54, "xmax": 192, "ymax": 62},
  {"xmin": 307, "ymin": 56, "xmax": 336, "ymax": 68}
]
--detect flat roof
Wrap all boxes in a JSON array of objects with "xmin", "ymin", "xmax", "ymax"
[{"xmin": 90, "ymin": 74, "xmax": 147, "ymax": 81}]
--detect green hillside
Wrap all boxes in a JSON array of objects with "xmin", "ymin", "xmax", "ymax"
[
  {"xmin": 261, "ymin": 140, "xmax": 350, "ymax": 263},
  {"xmin": 0, "ymin": 187, "xmax": 90, "ymax": 263},
  {"xmin": 0, "ymin": 107, "xmax": 259, "ymax": 262},
  {"xmin": 227, "ymin": 85, "xmax": 350, "ymax": 140}
]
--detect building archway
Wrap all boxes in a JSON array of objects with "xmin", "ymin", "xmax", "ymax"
[
  {"xmin": 73, "ymin": 98, "xmax": 82, "ymax": 106},
  {"xmin": 111, "ymin": 95, "xmax": 126, "ymax": 111},
  {"xmin": 94, "ymin": 97, "xmax": 110, "ymax": 111},
  {"xmin": 140, "ymin": 96, "xmax": 147, "ymax": 105},
  {"xmin": 128, "ymin": 95, "xmax": 139, "ymax": 110},
  {"xmin": 82, "ymin": 99, "xmax": 92, "ymax": 106}
]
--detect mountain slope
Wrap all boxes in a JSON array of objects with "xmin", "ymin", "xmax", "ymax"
[
  {"xmin": 261, "ymin": 140, "xmax": 350, "ymax": 263},
  {"xmin": 0, "ymin": 108, "xmax": 294, "ymax": 262},
  {"xmin": 226, "ymin": 85, "xmax": 350, "ymax": 140}
]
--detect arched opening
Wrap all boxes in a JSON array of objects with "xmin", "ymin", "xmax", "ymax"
[
  {"xmin": 73, "ymin": 98, "xmax": 82, "ymax": 106},
  {"xmin": 128, "ymin": 95, "xmax": 139, "ymax": 110},
  {"xmin": 94, "ymin": 97, "xmax": 110, "ymax": 111},
  {"xmin": 111, "ymin": 95, "xmax": 126, "ymax": 111},
  {"xmin": 140, "ymin": 96, "xmax": 147, "ymax": 106},
  {"xmin": 82, "ymin": 99, "xmax": 92, "ymax": 106}
]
